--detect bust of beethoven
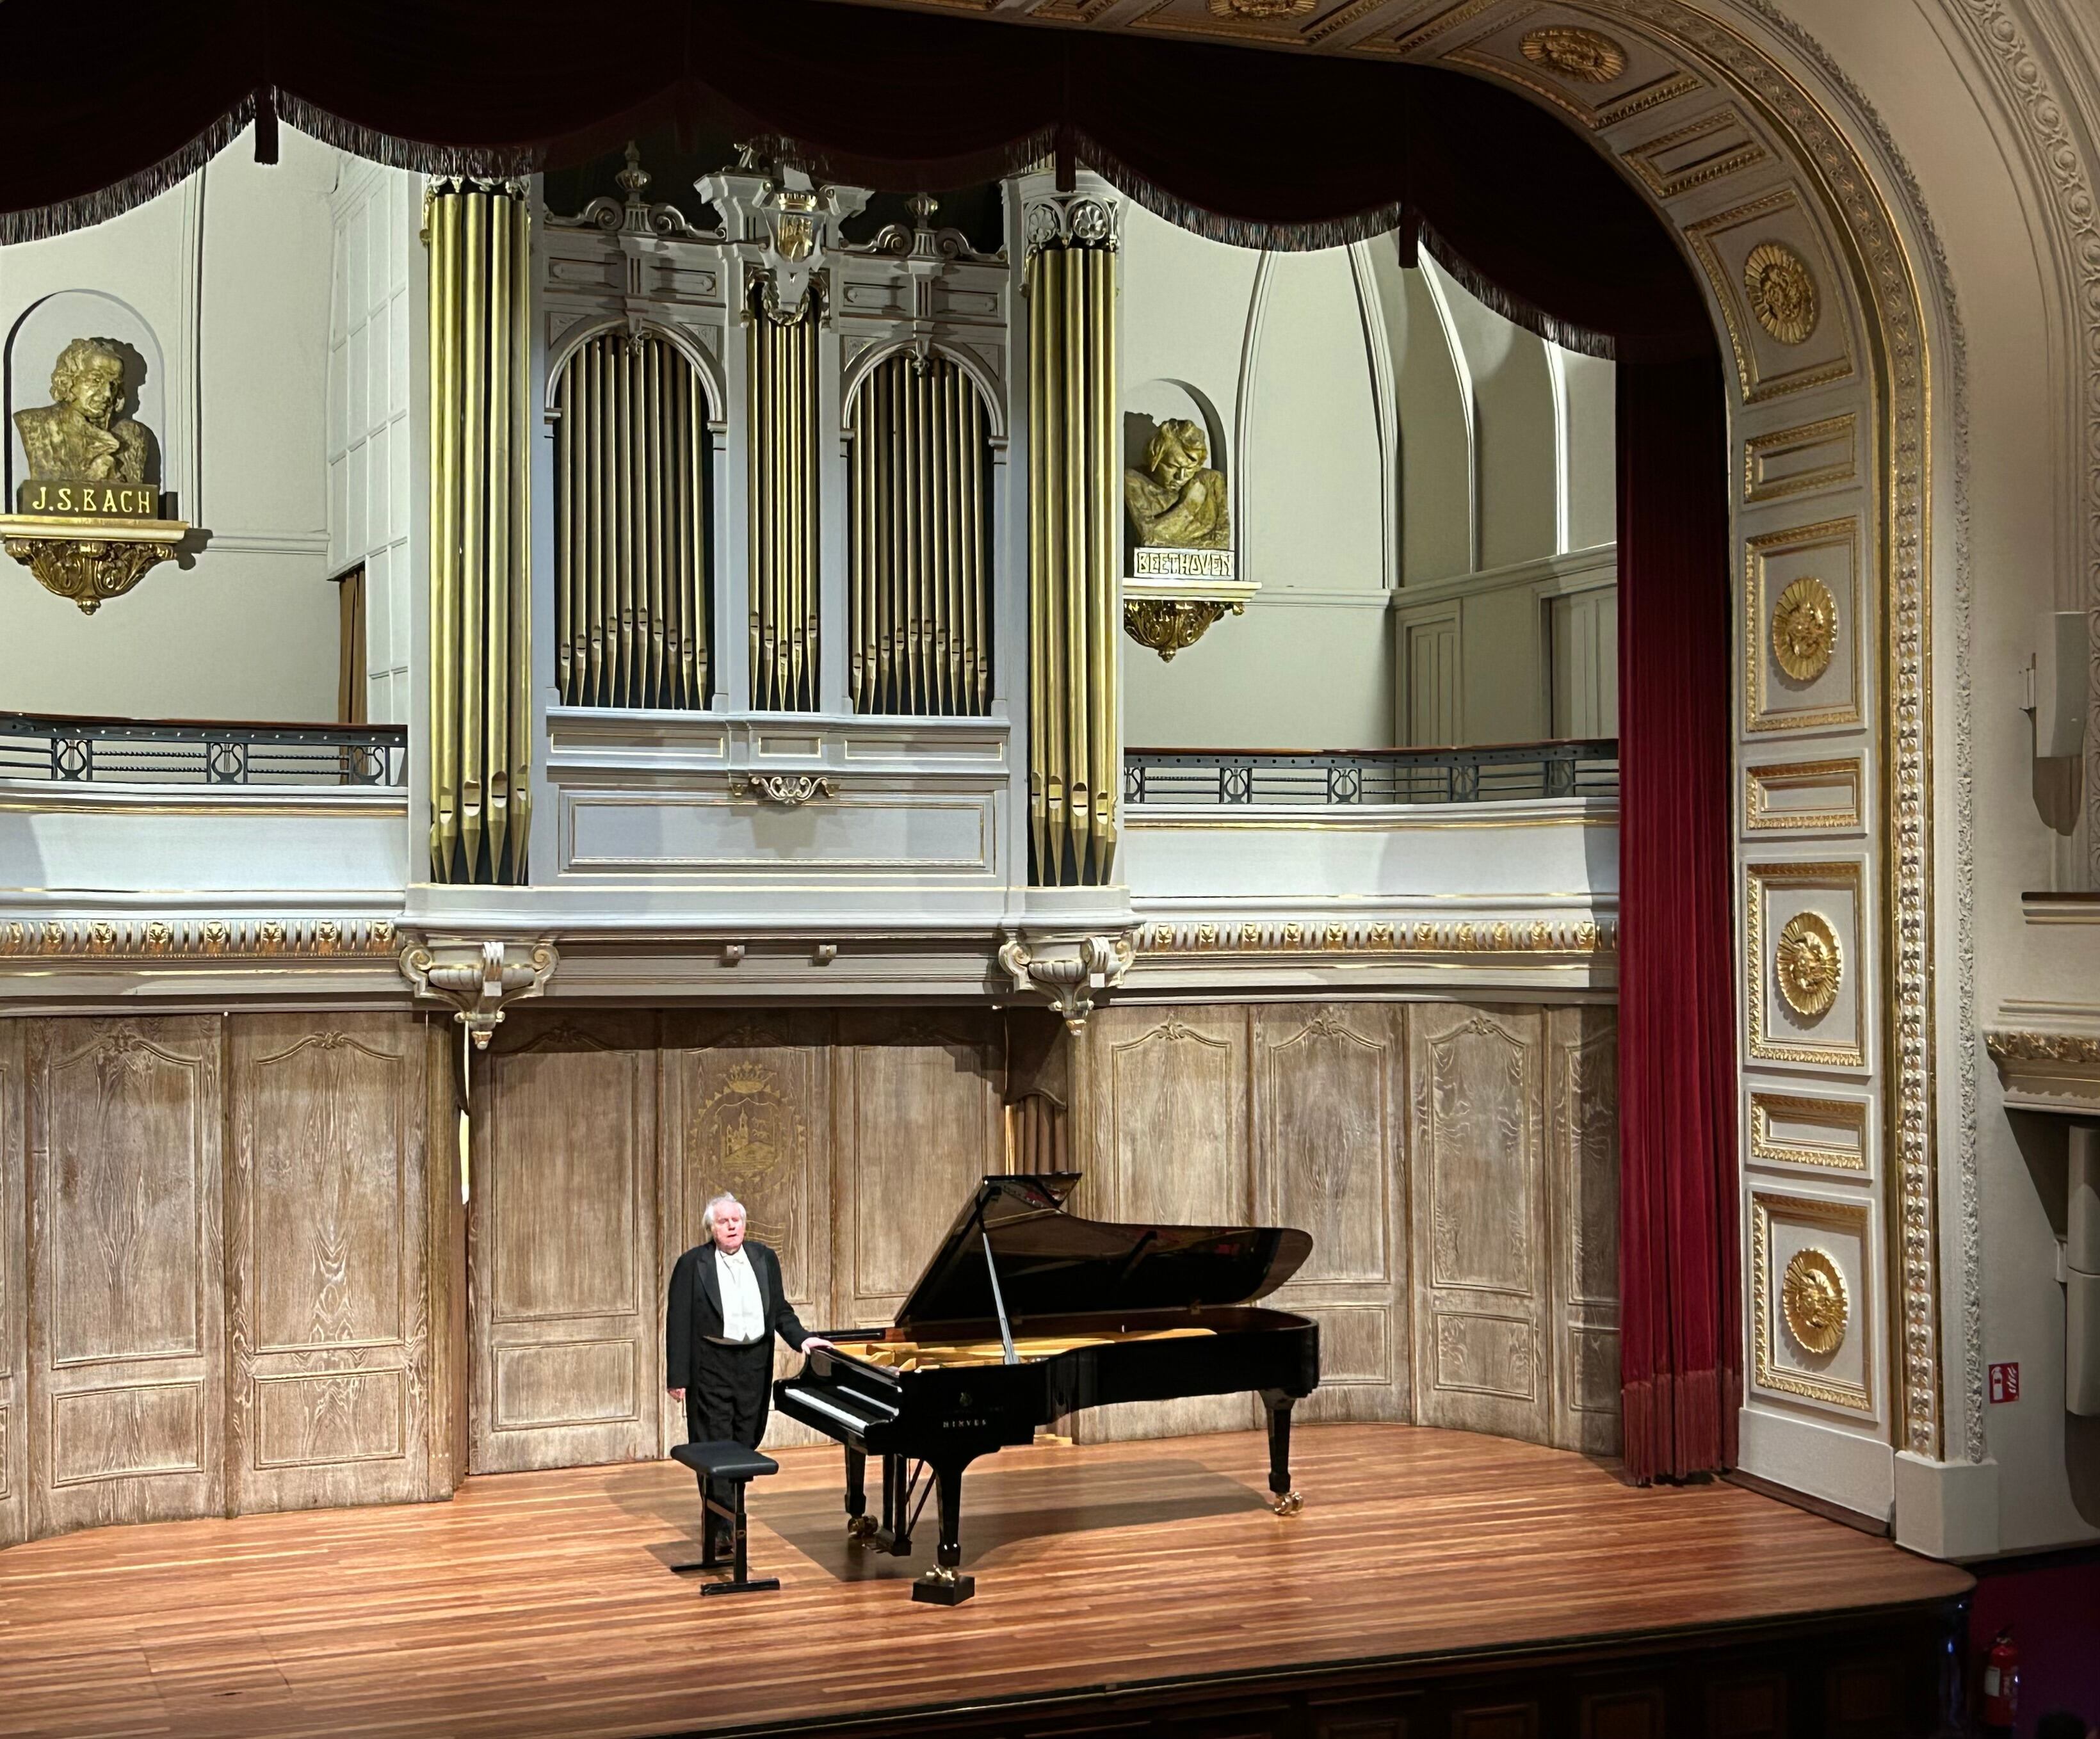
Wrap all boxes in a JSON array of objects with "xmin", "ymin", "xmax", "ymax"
[
  {"xmin": 1124, "ymin": 418, "xmax": 1230, "ymax": 552},
  {"xmin": 13, "ymin": 337, "xmax": 152, "ymax": 485}
]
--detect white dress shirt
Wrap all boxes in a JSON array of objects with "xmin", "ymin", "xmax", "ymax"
[{"xmin": 714, "ymin": 1245, "xmax": 766, "ymax": 1344}]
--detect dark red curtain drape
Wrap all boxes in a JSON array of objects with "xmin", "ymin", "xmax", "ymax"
[
  {"xmin": 1615, "ymin": 355, "xmax": 1741, "ymax": 1482},
  {"xmin": 0, "ymin": 0, "xmax": 1743, "ymax": 1477}
]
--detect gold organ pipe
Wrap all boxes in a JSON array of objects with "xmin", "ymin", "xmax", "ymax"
[
  {"xmin": 506, "ymin": 195, "xmax": 532, "ymax": 864},
  {"xmin": 458, "ymin": 190, "xmax": 489, "ymax": 877},
  {"xmin": 551, "ymin": 330, "xmax": 712, "ymax": 713},
  {"xmin": 428, "ymin": 192, "xmax": 460, "ymax": 880},
  {"xmin": 1023, "ymin": 234, "xmax": 1118, "ymax": 886},
  {"xmin": 426, "ymin": 182, "xmax": 532, "ymax": 883},
  {"xmin": 485, "ymin": 193, "xmax": 513, "ymax": 875},
  {"xmin": 844, "ymin": 353, "xmax": 995, "ymax": 719}
]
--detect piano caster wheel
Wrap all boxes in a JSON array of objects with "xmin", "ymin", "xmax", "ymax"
[
  {"xmin": 911, "ymin": 1565, "xmax": 976, "ymax": 1606},
  {"xmin": 1270, "ymin": 1490, "xmax": 1304, "ymax": 1517},
  {"xmin": 847, "ymin": 1514, "xmax": 878, "ymax": 1543}
]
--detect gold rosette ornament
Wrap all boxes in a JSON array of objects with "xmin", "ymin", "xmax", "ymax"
[
  {"xmin": 1775, "ymin": 910, "xmax": 1843, "ymax": 1018},
  {"xmin": 1744, "ymin": 241, "xmax": 1819, "ymax": 344},
  {"xmin": 1519, "ymin": 26, "xmax": 1628, "ymax": 83},
  {"xmin": 1770, "ymin": 575, "xmax": 1837, "ymax": 683},
  {"xmin": 1781, "ymin": 1247, "xmax": 1849, "ymax": 1356}
]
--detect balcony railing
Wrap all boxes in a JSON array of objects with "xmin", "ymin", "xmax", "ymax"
[
  {"xmin": 1124, "ymin": 739, "xmax": 1619, "ymax": 806},
  {"xmin": 0, "ymin": 713, "xmax": 408, "ymax": 787}
]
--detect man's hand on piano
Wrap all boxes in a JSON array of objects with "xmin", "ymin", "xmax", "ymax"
[
  {"xmin": 668, "ymin": 1387, "xmax": 684, "ymax": 1403},
  {"xmin": 802, "ymin": 1337, "xmax": 834, "ymax": 1354}
]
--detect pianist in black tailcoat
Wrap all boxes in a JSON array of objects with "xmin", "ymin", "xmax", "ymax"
[{"xmin": 666, "ymin": 1193, "xmax": 831, "ymax": 1541}]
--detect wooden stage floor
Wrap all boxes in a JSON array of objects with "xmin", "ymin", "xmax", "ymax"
[{"xmin": 0, "ymin": 1423, "xmax": 1970, "ymax": 1739}]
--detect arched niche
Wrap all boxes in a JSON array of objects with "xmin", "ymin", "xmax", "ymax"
[{"xmin": 4, "ymin": 290, "xmax": 171, "ymax": 507}]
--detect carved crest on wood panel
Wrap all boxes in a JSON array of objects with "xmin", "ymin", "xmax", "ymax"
[{"xmin": 691, "ymin": 1064, "xmax": 802, "ymax": 1250}]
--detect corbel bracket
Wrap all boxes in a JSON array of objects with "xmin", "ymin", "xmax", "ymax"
[
  {"xmin": 998, "ymin": 932, "xmax": 1133, "ymax": 1032},
  {"xmin": 398, "ymin": 935, "xmax": 558, "ymax": 1049}
]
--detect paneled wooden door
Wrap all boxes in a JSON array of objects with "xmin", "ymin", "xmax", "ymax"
[
  {"xmin": 1077, "ymin": 1005, "xmax": 1257, "ymax": 1441},
  {"xmin": 1407, "ymin": 1003, "xmax": 1553, "ymax": 1443},
  {"xmin": 226, "ymin": 1013, "xmax": 437, "ymax": 1514},
  {"xmin": 26, "ymin": 1017, "xmax": 225, "ymax": 1537},
  {"xmin": 830, "ymin": 1011, "xmax": 1005, "ymax": 1335},
  {"xmin": 661, "ymin": 1012, "xmax": 835, "ymax": 1452},
  {"xmin": 469, "ymin": 1012, "xmax": 661, "ymax": 1474},
  {"xmin": 1251, "ymin": 1005, "xmax": 1409, "ymax": 1423}
]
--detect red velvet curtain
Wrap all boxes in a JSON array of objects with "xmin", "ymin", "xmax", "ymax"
[
  {"xmin": 0, "ymin": 0, "xmax": 1743, "ymax": 1476},
  {"xmin": 1615, "ymin": 354, "xmax": 1741, "ymax": 1482}
]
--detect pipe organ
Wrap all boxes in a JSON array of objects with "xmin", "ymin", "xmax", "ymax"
[{"xmin": 535, "ymin": 156, "xmax": 1110, "ymax": 923}]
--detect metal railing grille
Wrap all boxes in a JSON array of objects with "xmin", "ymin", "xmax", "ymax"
[
  {"xmin": 0, "ymin": 714, "xmax": 408, "ymax": 787},
  {"xmin": 1124, "ymin": 740, "xmax": 1618, "ymax": 806}
]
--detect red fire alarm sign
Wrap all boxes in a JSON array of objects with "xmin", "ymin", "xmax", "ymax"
[{"xmin": 1989, "ymin": 1362, "xmax": 2020, "ymax": 1403}]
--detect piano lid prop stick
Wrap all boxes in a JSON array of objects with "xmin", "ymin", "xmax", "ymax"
[{"xmin": 981, "ymin": 1232, "xmax": 1019, "ymax": 1366}]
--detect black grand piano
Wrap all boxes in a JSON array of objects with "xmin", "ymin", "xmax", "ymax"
[{"xmin": 774, "ymin": 1173, "xmax": 1319, "ymax": 1604}]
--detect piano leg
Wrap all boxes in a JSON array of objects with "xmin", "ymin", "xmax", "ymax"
[
  {"xmin": 910, "ymin": 1458, "xmax": 976, "ymax": 1606},
  {"xmin": 1261, "ymin": 1389, "xmax": 1304, "ymax": 1516},
  {"xmin": 844, "ymin": 1447, "xmax": 876, "ymax": 1540},
  {"xmin": 878, "ymin": 1453, "xmax": 912, "ymax": 1556}
]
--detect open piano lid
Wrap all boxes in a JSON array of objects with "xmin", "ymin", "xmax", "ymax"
[{"xmin": 891, "ymin": 1174, "xmax": 1313, "ymax": 1332}]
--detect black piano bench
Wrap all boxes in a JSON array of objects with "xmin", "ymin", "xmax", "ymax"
[{"xmin": 670, "ymin": 1441, "xmax": 780, "ymax": 1595}]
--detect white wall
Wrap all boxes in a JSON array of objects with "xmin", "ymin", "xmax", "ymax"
[
  {"xmin": 1120, "ymin": 207, "xmax": 1616, "ymax": 754},
  {"xmin": 0, "ymin": 124, "xmax": 341, "ymax": 722},
  {"xmin": 328, "ymin": 163, "xmax": 421, "ymax": 725}
]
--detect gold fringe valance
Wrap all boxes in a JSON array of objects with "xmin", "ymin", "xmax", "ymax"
[
  {"xmin": 748, "ymin": 290, "xmax": 820, "ymax": 712},
  {"xmin": 848, "ymin": 353, "xmax": 994, "ymax": 716},
  {"xmin": 1027, "ymin": 237, "xmax": 1119, "ymax": 887},
  {"xmin": 427, "ymin": 181, "xmax": 531, "ymax": 884},
  {"xmin": 554, "ymin": 331, "xmax": 711, "ymax": 710}
]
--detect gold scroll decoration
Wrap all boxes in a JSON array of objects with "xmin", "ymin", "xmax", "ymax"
[
  {"xmin": 1027, "ymin": 222, "xmax": 1119, "ymax": 886},
  {"xmin": 1775, "ymin": 910, "xmax": 1843, "ymax": 1018},
  {"xmin": 848, "ymin": 352, "xmax": 994, "ymax": 716},
  {"xmin": 748, "ymin": 283, "xmax": 820, "ymax": 711},
  {"xmin": 554, "ymin": 331, "xmax": 711, "ymax": 710},
  {"xmin": 1781, "ymin": 1247, "xmax": 1848, "ymax": 1355},
  {"xmin": 427, "ymin": 180, "xmax": 532, "ymax": 884}
]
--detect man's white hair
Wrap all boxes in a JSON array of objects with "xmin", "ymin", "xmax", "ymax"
[{"xmin": 701, "ymin": 1193, "xmax": 746, "ymax": 1239}]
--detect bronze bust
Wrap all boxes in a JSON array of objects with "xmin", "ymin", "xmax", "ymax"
[
  {"xmin": 1124, "ymin": 418, "xmax": 1229, "ymax": 551},
  {"xmin": 13, "ymin": 337, "xmax": 151, "ymax": 485}
]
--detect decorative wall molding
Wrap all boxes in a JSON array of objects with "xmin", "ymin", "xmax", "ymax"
[
  {"xmin": 1985, "ymin": 1001, "xmax": 2100, "ymax": 1116},
  {"xmin": 0, "ymin": 916, "xmax": 398, "ymax": 959},
  {"xmin": 1137, "ymin": 916, "xmax": 1615, "ymax": 957}
]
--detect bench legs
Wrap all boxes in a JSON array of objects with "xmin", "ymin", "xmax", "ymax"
[{"xmin": 674, "ymin": 1475, "xmax": 779, "ymax": 1596}]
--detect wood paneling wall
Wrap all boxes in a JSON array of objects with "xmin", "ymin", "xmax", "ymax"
[
  {"xmin": 29, "ymin": 1017, "xmax": 227, "ymax": 1537},
  {"xmin": 1254, "ymin": 1006, "xmax": 1410, "ymax": 1425},
  {"xmin": 1081, "ymin": 1007, "xmax": 1257, "ymax": 1439},
  {"xmin": 1073, "ymin": 1000, "xmax": 1617, "ymax": 1458},
  {"xmin": 660, "ymin": 1011, "xmax": 834, "ymax": 1453},
  {"xmin": 471, "ymin": 1013, "xmax": 659, "ymax": 1474},
  {"xmin": 1, "ymin": 1013, "xmax": 451, "ymax": 1546},
  {"xmin": 229, "ymin": 1014, "xmax": 437, "ymax": 1515},
  {"xmin": 0, "ymin": 1022, "xmax": 22, "ymax": 1549},
  {"xmin": 0, "ymin": 995, "xmax": 1619, "ymax": 1542}
]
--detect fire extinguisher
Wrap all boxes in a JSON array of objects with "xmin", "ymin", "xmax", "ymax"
[{"xmin": 1981, "ymin": 1627, "xmax": 2021, "ymax": 1730}]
